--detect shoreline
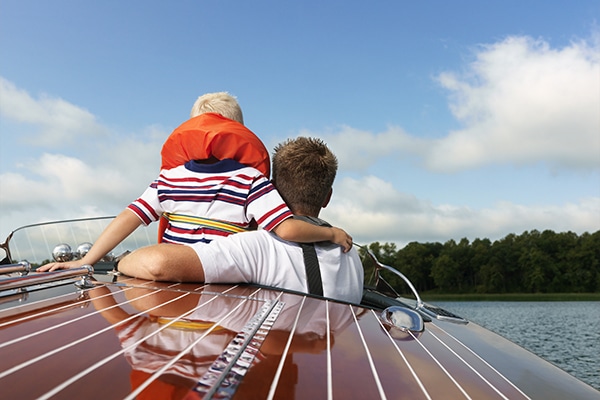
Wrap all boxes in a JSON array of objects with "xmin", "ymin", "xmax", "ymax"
[{"xmin": 422, "ymin": 292, "xmax": 600, "ymax": 302}]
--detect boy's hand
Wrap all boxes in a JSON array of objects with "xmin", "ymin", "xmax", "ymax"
[
  {"xmin": 36, "ymin": 260, "xmax": 88, "ymax": 272},
  {"xmin": 330, "ymin": 227, "xmax": 353, "ymax": 253}
]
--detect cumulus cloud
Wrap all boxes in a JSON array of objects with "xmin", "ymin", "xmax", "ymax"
[
  {"xmin": 0, "ymin": 153, "xmax": 149, "ymax": 211},
  {"xmin": 313, "ymin": 34, "xmax": 600, "ymax": 174},
  {"xmin": 322, "ymin": 176, "xmax": 600, "ymax": 247},
  {"xmin": 0, "ymin": 149, "xmax": 162, "ymax": 242},
  {"xmin": 304, "ymin": 35, "xmax": 600, "ymax": 246},
  {"xmin": 0, "ymin": 78, "xmax": 165, "ymax": 240},
  {"xmin": 301, "ymin": 125, "xmax": 428, "ymax": 171},
  {"xmin": 2, "ymin": 30, "xmax": 599, "ymax": 249},
  {"xmin": 429, "ymin": 35, "xmax": 600, "ymax": 172},
  {"xmin": 0, "ymin": 77, "xmax": 109, "ymax": 146}
]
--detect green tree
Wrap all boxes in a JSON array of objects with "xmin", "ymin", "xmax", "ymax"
[
  {"xmin": 431, "ymin": 253, "xmax": 461, "ymax": 292},
  {"xmin": 395, "ymin": 242, "xmax": 438, "ymax": 292},
  {"xmin": 364, "ymin": 229, "xmax": 599, "ymax": 294},
  {"xmin": 471, "ymin": 238, "xmax": 492, "ymax": 292},
  {"xmin": 478, "ymin": 262, "xmax": 505, "ymax": 293},
  {"xmin": 520, "ymin": 246, "xmax": 553, "ymax": 293},
  {"xmin": 568, "ymin": 231, "xmax": 600, "ymax": 292}
]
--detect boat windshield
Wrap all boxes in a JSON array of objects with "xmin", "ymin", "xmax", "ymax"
[{"xmin": 1, "ymin": 217, "xmax": 157, "ymax": 268}]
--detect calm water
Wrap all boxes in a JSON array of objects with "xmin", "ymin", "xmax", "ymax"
[{"xmin": 435, "ymin": 301, "xmax": 600, "ymax": 391}]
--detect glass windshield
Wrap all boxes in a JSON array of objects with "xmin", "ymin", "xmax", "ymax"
[{"xmin": 3, "ymin": 217, "xmax": 157, "ymax": 268}]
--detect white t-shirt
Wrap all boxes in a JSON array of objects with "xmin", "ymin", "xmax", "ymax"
[{"xmin": 191, "ymin": 230, "xmax": 364, "ymax": 304}]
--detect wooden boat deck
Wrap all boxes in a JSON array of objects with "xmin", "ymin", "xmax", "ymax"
[{"xmin": 3, "ymin": 272, "xmax": 597, "ymax": 399}]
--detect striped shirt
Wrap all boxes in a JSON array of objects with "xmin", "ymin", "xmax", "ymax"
[{"xmin": 128, "ymin": 159, "xmax": 292, "ymax": 244}]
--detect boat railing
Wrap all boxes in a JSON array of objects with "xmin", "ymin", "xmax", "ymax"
[
  {"xmin": 0, "ymin": 261, "xmax": 31, "ymax": 276},
  {"xmin": 0, "ymin": 265, "xmax": 95, "ymax": 292},
  {"xmin": 356, "ymin": 244, "xmax": 468, "ymax": 324}
]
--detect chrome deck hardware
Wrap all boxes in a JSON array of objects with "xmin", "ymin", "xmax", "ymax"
[
  {"xmin": 358, "ymin": 244, "xmax": 468, "ymax": 324},
  {"xmin": 0, "ymin": 261, "xmax": 31, "ymax": 276},
  {"xmin": 0, "ymin": 265, "xmax": 95, "ymax": 292}
]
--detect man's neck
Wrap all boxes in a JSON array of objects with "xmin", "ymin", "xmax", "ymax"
[
  {"xmin": 292, "ymin": 214, "xmax": 330, "ymax": 227},
  {"xmin": 291, "ymin": 208, "xmax": 320, "ymax": 219}
]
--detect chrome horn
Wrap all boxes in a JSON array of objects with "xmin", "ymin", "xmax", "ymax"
[
  {"xmin": 52, "ymin": 242, "xmax": 113, "ymax": 262},
  {"xmin": 52, "ymin": 243, "xmax": 73, "ymax": 262}
]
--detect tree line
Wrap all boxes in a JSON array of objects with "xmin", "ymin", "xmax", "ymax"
[{"xmin": 361, "ymin": 229, "xmax": 600, "ymax": 294}]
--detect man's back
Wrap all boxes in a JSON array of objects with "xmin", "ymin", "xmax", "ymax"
[{"xmin": 198, "ymin": 230, "xmax": 364, "ymax": 304}]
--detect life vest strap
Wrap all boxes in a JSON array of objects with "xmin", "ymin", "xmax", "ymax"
[
  {"xmin": 163, "ymin": 213, "xmax": 248, "ymax": 235},
  {"xmin": 154, "ymin": 317, "xmax": 228, "ymax": 332}
]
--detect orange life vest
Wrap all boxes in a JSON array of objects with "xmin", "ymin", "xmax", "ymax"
[{"xmin": 157, "ymin": 113, "xmax": 270, "ymax": 242}]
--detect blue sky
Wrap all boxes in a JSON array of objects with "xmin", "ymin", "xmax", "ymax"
[{"xmin": 1, "ymin": 1, "xmax": 599, "ymax": 247}]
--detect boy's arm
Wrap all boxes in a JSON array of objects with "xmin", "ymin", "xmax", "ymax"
[
  {"xmin": 272, "ymin": 219, "xmax": 353, "ymax": 252},
  {"xmin": 88, "ymin": 286, "xmax": 131, "ymax": 324},
  {"xmin": 37, "ymin": 209, "xmax": 143, "ymax": 271}
]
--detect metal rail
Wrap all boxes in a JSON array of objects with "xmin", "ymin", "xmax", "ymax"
[
  {"xmin": 0, "ymin": 262, "xmax": 31, "ymax": 276},
  {"xmin": 356, "ymin": 244, "xmax": 468, "ymax": 324},
  {"xmin": 0, "ymin": 266, "xmax": 95, "ymax": 291}
]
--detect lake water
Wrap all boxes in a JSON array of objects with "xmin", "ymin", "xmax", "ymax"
[{"xmin": 435, "ymin": 301, "xmax": 600, "ymax": 391}]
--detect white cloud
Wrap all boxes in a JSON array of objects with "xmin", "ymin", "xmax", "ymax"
[
  {"xmin": 296, "ymin": 65, "xmax": 600, "ymax": 244},
  {"xmin": 323, "ymin": 176, "xmax": 600, "ymax": 247},
  {"xmin": 302, "ymin": 125, "xmax": 428, "ymax": 171},
  {"xmin": 2, "ymin": 30, "xmax": 599, "ymax": 251},
  {"xmin": 0, "ymin": 77, "xmax": 109, "ymax": 146},
  {"xmin": 0, "ymin": 148, "xmax": 162, "ymax": 242},
  {"xmin": 429, "ymin": 35, "xmax": 600, "ymax": 172},
  {"xmin": 0, "ymin": 78, "xmax": 165, "ymax": 241},
  {"xmin": 0, "ymin": 153, "xmax": 147, "ymax": 210},
  {"xmin": 310, "ymin": 35, "xmax": 600, "ymax": 174}
]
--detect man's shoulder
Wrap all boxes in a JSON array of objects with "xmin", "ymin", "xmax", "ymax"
[
  {"xmin": 292, "ymin": 215, "xmax": 331, "ymax": 228},
  {"xmin": 228, "ymin": 229, "xmax": 287, "ymax": 246}
]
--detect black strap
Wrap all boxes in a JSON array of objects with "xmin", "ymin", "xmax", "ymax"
[
  {"xmin": 294, "ymin": 216, "xmax": 331, "ymax": 296},
  {"xmin": 299, "ymin": 243, "xmax": 323, "ymax": 296}
]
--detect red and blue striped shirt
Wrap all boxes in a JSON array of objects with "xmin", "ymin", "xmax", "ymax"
[{"xmin": 128, "ymin": 159, "xmax": 292, "ymax": 244}]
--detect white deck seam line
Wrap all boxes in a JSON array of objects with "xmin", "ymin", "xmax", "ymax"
[
  {"xmin": 352, "ymin": 306, "xmax": 387, "ymax": 400},
  {"xmin": 0, "ymin": 290, "xmax": 192, "ymax": 381},
  {"xmin": 42, "ymin": 300, "xmax": 218, "ymax": 400},
  {"xmin": 267, "ymin": 295, "xmax": 306, "ymax": 400},
  {"xmin": 433, "ymin": 324, "xmax": 531, "ymax": 400},
  {"xmin": 0, "ymin": 291, "xmax": 75, "ymax": 327},
  {"xmin": 326, "ymin": 300, "xmax": 333, "ymax": 400},
  {"xmin": 39, "ymin": 287, "xmax": 246, "ymax": 400},
  {"xmin": 0, "ymin": 279, "xmax": 157, "ymax": 329},
  {"xmin": 125, "ymin": 290, "xmax": 263, "ymax": 400},
  {"xmin": 409, "ymin": 330, "xmax": 472, "ymax": 399},
  {"xmin": 371, "ymin": 310, "xmax": 431, "ymax": 400},
  {"xmin": 0, "ymin": 287, "xmax": 154, "ymax": 350},
  {"xmin": 1, "ymin": 279, "xmax": 213, "ymax": 338},
  {"xmin": 428, "ymin": 330, "xmax": 510, "ymax": 400}
]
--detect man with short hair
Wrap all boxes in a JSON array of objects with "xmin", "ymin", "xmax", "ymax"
[{"xmin": 119, "ymin": 137, "xmax": 364, "ymax": 304}]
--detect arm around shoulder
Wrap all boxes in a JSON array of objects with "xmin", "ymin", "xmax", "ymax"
[{"xmin": 272, "ymin": 218, "xmax": 353, "ymax": 252}]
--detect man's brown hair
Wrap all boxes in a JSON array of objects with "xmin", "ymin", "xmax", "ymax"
[{"xmin": 272, "ymin": 137, "xmax": 338, "ymax": 216}]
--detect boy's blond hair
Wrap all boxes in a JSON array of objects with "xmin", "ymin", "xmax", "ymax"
[
  {"xmin": 272, "ymin": 137, "xmax": 338, "ymax": 216},
  {"xmin": 190, "ymin": 92, "xmax": 244, "ymax": 124}
]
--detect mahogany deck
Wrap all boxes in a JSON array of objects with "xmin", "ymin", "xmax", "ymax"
[{"xmin": 1, "ymin": 273, "xmax": 598, "ymax": 399}]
